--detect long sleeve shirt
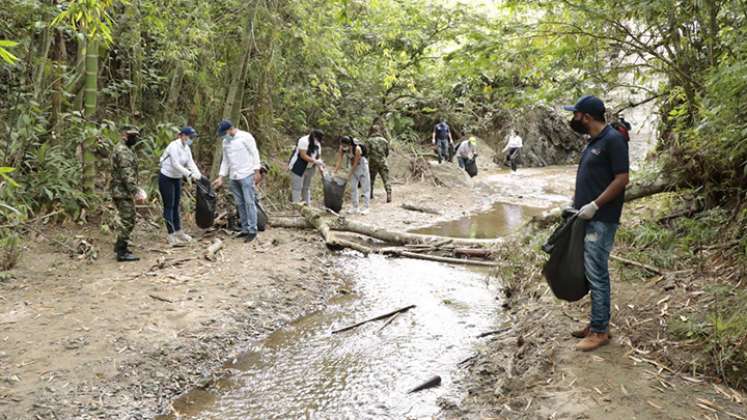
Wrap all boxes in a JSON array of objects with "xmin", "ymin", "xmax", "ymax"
[
  {"xmin": 456, "ymin": 140, "xmax": 477, "ymax": 159},
  {"xmin": 160, "ymin": 139, "xmax": 201, "ymax": 179},
  {"xmin": 502, "ymin": 133, "xmax": 523, "ymax": 152},
  {"xmin": 218, "ymin": 130, "xmax": 262, "ymax": 180}
]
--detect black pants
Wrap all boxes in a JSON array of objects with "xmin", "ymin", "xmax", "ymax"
[
  {"xmin": 506, "ymin": 148, "xmax": 521, "ymax": 172},
  {"xmin": 158, "ymin": 173, "xmax": 182, "ymax": 234}
]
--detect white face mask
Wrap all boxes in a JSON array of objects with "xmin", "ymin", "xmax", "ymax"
[
  {"xmin": 223, "ymin": 134, "xmax": 233, "ymax": 142},
  {"xmin": 186, "ymin": 139, "xmax": 193, "ymax": 146}
]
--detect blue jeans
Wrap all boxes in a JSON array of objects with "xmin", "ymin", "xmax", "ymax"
[
  {"xmin": 158, "ymin": 173, "xmax": 181, "ymax": 234},
  {"xmin": 229, "ymin": 175, "xmax": 258, "ymax": 235},
  {"xmin": 436, "ymin": 138, "xmax": 449, "ymax": 162},
  {"xmin": 457, "ymin": 156, "xmax": 468, "ymax": 169},
  {"xmin": 584, "ymin": 221, "xmax": 619, "ymax": 333}
]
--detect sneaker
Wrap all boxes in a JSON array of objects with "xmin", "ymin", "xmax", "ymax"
[
  {"xmin": 575, "ymin": 332, "xmax": 610, "ymax": 352},
  {"xmin": 359, "ymin": 208, "xmax": 370, "ymax": 215},
  {"xmin": 116, "ymin": 250, "xmax": 140, "ymax": 262},
  {"xmin": 244, "ymin": 232, "xmax": 257, "ymax": 243},
  {"xmin": 175, "ymin": 230, "xmax": 192, "ymax": 242},
  {"xmin": 167, "ymin": 233, "xmax": 184, "ymax": 247},
  {"xmin": 348, "ymin": 208, "xmax": 360, "ymax": 215},
  {"xmin": 236, "ymin": 231, "xmax": 250, "ymax": 238}
]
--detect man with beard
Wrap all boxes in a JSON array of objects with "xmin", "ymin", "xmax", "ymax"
[{"xmin": 563, "ymin": 95, "xmax": 629, "ymax": 352}]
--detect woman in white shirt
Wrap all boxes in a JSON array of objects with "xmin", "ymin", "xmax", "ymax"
[
  {"xmin": 502, "ymin": 129, "xmax": 524, "ymax": 173},
  {"xmin": 159, "ymin": 127, "xmax": 202, "ymax": 245},
  {"xmin": 288, "ymin": 129, "xmax": 324, "ymax": 205}
]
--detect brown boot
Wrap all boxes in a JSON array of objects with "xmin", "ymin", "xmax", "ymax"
[
  {"xmin": 571, "ymin": 324, "xmax": 612, "ymax": 339},
  {"xmin": 575, "ymin": 332, "xmax": 610, "ymax": 352}
]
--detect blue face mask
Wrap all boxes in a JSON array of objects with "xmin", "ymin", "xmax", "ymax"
[
  {"xmin": 223, "ymin": 134, "xmax": 233, "ymax": 142},
  {"xmin": 186, "ymin": 139, "xmax": 193, "ymax": 147}
]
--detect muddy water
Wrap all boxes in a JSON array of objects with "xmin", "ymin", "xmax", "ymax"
[
  {"xmin": 158, "ymin": 167, "xmax": 576, "ymax": 419},
  {"xmin": 412, "ymin": 201, "xmax": 545, "ymax": 239},
  {"xmin": 164, "ymin": 256, "xmax": 500, "ymax": 419}
]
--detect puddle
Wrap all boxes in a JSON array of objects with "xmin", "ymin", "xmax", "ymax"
[
  {"xmin": 160, "ymin": 255, "xmax": 500, "ymax": 419},
  {"xmin": 412, "ymin": 201, "xmax": 545, "ymax": 239}
]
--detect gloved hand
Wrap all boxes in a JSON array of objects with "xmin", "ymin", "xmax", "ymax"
[
  {"xmin": 190, "ymin": 172, "xmax": 201, "ymax": 181},
  {"xmin": 577, "ymin": 201, "xmax": 599, "ymax": 220}
]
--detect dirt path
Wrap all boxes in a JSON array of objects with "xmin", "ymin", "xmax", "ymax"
[{"xmin": 0, "ymin": 223, "xmax": 346, "ymax": 419}]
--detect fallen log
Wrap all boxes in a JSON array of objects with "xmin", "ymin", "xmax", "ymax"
[
  {"xmin": 454, "ymin": 248, "xmax": 494, "ymax": 259},
  {"xmin": 298, "ymin": 205, "xmax": 372, "ymax": 255},
  {"xmin": 610, "ymin": 254, "xmax": 662, "ymax": 275},
  {"xmin": 476, "ymin": 327, "xmax": 510, "ymax": 338},
  {"xmin": 269, "ymin": 217, "xmax": 313, "ymax": 229},
  {"xmin": 407, "ymin": 375, "xmax": 442, "ymax": 393},
  {"xmin": 331, "ymin": 304, "xmax": 416, "ymax": 334},
  {"xmin": 204, "ymin": 239, "xmax": 223, "ymax": 261},
  {"xmin": 334, "ymin": 216, "xmax": 497, "ymax": 247},
  {"xmin": 401, "ymin": 203, "xmax": 441, "ymax": 215},
  {"xmin": 383, "ymin": 249, "xmax": 498, "ymax": 267}
]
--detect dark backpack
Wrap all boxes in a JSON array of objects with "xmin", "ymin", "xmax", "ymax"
[
  {"xmin": 542, "ymin": 211, "xmax": 588, "ymax": 302},
  {"xmin": 435, "ymin": 123, "xmax": 450, "ymax": 140},
  {"xmin": 611, "ymin": 121, "xmax": 630, "ymax": 143}
]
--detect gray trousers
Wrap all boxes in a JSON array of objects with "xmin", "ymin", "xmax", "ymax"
[
  {"xmin": 291, "ymin": 166, "xmax": 316, "ymax": 205},
  {"xmin": 351, "ymin": 158, "xmax": 370, "ymax": 210}
]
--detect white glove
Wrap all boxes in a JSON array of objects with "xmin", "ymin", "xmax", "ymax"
[
  {"xmin": 577, "ymin": 201, "xmax": 599, "ymax": 220},
  {"xmin": 190, "ymin": 172, "xmax": 201, "ymax": 181}
]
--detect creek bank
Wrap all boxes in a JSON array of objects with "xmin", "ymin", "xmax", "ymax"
[{"xmin": 445, "ymin": 213, "xmax": 746, "ymax": 419}]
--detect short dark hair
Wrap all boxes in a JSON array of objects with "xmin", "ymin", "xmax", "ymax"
[
  {"xmin": 310, "ymin": 129, "xmax": 324, "ymax": 142},
  {"xmin": 591, "ymin": 113, "xmax": 606, "ymax": 123},
  {"xmin": 339, "ymin": 135, "xmax": 353, "ymax": 145}
]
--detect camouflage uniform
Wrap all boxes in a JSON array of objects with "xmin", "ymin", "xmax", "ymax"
[
  {"xmin": 365, "ymin": 136, "xmax": 391, "ymax": 200},
  {"xmin": 110, "ymin": 141, "xmax": 139, "ymax": 252}
]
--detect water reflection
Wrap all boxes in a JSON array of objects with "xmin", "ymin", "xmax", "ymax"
[
  {"xmin": 413, "ymin": 202, "xmax": 545, "ymax": 239},
  {"xmin": 171, "ymin": 255, "xmax": 500, "ymax": 419}
]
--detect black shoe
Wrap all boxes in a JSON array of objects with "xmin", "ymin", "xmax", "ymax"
[
  {"xmin": 236, "ymin": 231, "xmax": 249, "ymax": 238},
  {"xmin": 117, "ymin": 251, "xmax": 140, "ymax": 262},
  {"xmin": 386, "ymin": 192, "xmax": 392, "ymax": 203},
  {"xmin": 244, "ymin": 233, "xmax": 257, "ymax": 243}
]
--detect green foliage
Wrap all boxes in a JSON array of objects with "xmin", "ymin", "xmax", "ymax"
[{"xmin": 0, "ymin": 40, "xmax": 18, "ymax": 64}]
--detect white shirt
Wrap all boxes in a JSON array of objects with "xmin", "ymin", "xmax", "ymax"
[
  {"xmin": 456, "ymin": 140, "xmax": 477, "ymax": 159},
  {"xmin": 288, "ymin": 135, "xmax": 322, "ymax": 170},
  {"xmin": 218, "ymin": 130, "xmax": 262, "ymax": 180},
  {"xmin": 503, "ymin": 133, "xmax": 523, "ymax": 152},
  {"xmin": 160, "ymin": 139, "xmax": 201, "ymax": 179}
]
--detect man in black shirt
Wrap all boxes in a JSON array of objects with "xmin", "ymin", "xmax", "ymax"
[{"xmin": 564, "ymin": 95, "xmax": 630, "ymax": 352}]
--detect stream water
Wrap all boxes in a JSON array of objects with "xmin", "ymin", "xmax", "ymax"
[{"xmin": 159, "ymin": 168, "xmax": 577, "ymax": 419}]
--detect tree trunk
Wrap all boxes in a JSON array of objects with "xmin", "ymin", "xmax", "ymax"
[
  {"xmin": 165, "ymin": 65, "xmax": 184, "ymax": 115},
  {"xmin": 32, "ymin": 19, "xmax": 54, "ymax": 102},
  {"xmin": 50, "ymin": 27, "xmax": 67, "ymax": 136},
  {"xmin": 127, "ymin": 0, "xmax": 143, "ymax": 116},
  {"xmin": 209, "ymin": 14, "xmax": 256, "ymax": 179},
  {"xmin": 81, "ymin": 37, "xmax": 99, "ymax": 193}
]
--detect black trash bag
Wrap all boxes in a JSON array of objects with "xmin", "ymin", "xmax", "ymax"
[
  {"xmin": 195, "ymin": 177, "xmax": 217, "ymax": 229},
  {"xmin": 323, "ymin": 174, "xmax": 347, "ymax": 213},
  {"xmin": 256, "ymin": 198, "xmax": 268, "ymax": 232},
  {"xmin": 448, "ymin": 142, "xmax": 455, "ymax": 162},
  {"xmin": 465, "ymin": 158, "xmax": 478, "ymax": 177},
  {"xmin": 542, "ymin": 210, "xmax": 588, "ymax": 302}
]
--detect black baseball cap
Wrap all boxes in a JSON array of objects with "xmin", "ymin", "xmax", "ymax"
[{"xmin": 563, "ymin": 95, "xmax": 606, "ymax": 119}]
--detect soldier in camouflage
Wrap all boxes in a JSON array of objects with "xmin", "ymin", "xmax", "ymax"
[
  {"xmin": 111, "ymin": 126, "xmax": 143, "ymax": 262},
  {"xmin": 365, "ymin": 126, "xmax": 392, "ymax": 203}
]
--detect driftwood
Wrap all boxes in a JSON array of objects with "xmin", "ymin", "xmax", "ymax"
[
  {"xmin": 377, "ymin": 312, "xmax": 401, "ymax": 332},
  {"xmin": 610, "ymin": 254, "xmax": 662, "ymax": 275},
  {"xmin": 401, "ymin": 203, "xmax": 441, "ymax": 215},
  {"xmin": 383, "ymin": 249, "xmax": 498, "ymax": 267},
  {"xmin": 204, "ymin": 239, "xmax": 224, "ymax": 261},
  {"xmin": 297, "ymin": 205, "xmax": 372, "ymax": 255},
  {"xmin": 269, "ymin": 217, "xmax": 313, "ymax": 229},
  {"xmin": 295, "ymin": 205, "xmax": 498, "ymax": 248},
  {"xmin": 476, "ymin": 327, "xmax": 510, "ymax": 338},
  {"xmin": 407, "ymin": 375, "xmax": 442, "ymax": 393},
  {"xmin": 454, "ymin": 248, "xmax": 493, "ymax": 259},
  {"xmin": 331, "ymin": 305, "xmax": 416, "ymax": 334},
  {"xmin": 148, "ymin": 294, "xmax": 173, "ymax": 303}
]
